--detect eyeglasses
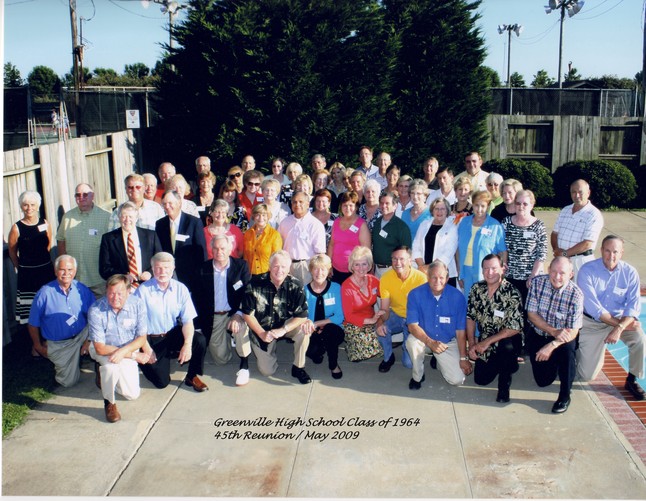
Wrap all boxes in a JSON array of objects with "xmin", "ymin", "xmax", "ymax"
[
  {"xmin": 229, "ymin": 172, "xmax": 242, "ymax": 178},
  {"xmin": 487, "ymin": 182, "xmax": 500, "ymax": 187},
  {"xmin": 126, "ymin": 185, "xmax": 144, "ymax": 190},
  {"xmin": 515, "ymin": 201, "xmax": 530, "ymax": 206},
  {"xmin": 74, "ymin": 192, "xmax": 92, "ymax": 198},
  {"xmin": 247, "ymin": 182, "xmax": 261, "ymax": 187}
]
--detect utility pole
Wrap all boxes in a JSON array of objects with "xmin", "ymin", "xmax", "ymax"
[{"xmin": 69, "ymin": 0, "xmax": 81, "ymax": 102}]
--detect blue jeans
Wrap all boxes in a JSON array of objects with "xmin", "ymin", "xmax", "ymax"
[{"xmin": 378, "ymin": 311, "xmax": 412, "ymax": 369}]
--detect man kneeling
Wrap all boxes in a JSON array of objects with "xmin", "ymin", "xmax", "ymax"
[{"xmin": 88, "ymin": 274, "xmax": 147, "ymax": 422}]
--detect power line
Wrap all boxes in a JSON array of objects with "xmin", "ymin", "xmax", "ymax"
[
  {"xmin": 572, "ymin": 0, "xmax": 625, "ymax": 21},
  {"xmin": 106, "ymin": 0, "xmax": 166, "ymax": 19}
]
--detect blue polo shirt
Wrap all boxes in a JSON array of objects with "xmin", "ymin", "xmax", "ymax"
[
  {"xmin": 407, "ymin": 283, "xmax": 466, "ymax": 343},
  {"xmin": 28, "ymin": 280, "xmax": 95, "ymax": 341},
  {"xmin": 133, "ymin": 278, "xmax": 197, "ymax": 334}
]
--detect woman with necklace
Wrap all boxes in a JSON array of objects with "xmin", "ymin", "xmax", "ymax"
[
  {"xmin": 456, "ymin": 190, "xmax": 507, "ymax": 297},
  {"xmin": 304, "ymin": 254, "xmax": 345, "ymax": 379},
  {"xmin": 490, "ymin": 178, "xmax": 523, "ymax": 223},
  {"xmin": 312, "ymin": 189, "xmax": 337, "ymax": 247},
  {"xmin": 341, "ymin": 246, "xmax": 384, "ymax": 362},
  {"xmin": 401, "ymin": 179, "xmax": 432, "ymax": 242},
  {"xmin": 8, "ymin": 191, "xmax": 55, "ymax": 354},
  {"xmin": 242, "ymin": 204, "xmax": 283, "ymax": 276},
  {"xmin": 328, "ymin": 191, "xmax": 371, "ymax": 284},
  {"xmin": 260, "ymin": 178, "xmax": 289, "ymax": 229},
  {"xmin": 357, "ymin": 179, "xmax": 382, "ymax": 231},
  {"xmin": 205, "ymin": 199, "xmax": 244, "ymax": 259},
  {"xmin": 451, "ymin": 176, "xmax": 473, "ymax": 225},
  {"xmin": 195, "ymin": 171, "xmax": 216, "ymax": 226}
]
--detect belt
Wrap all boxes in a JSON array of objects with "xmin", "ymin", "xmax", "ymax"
[
  {"xmin": 214, "ymin": 310, "xmax": 230, "ymax": 315},
  {"xmin": 375, "ymin": 264, "xmax": 389, "ymax": 269},
  {"xmin": 148, "ymin": 332, "xmax": 168, "ymax": 338},
  {"xmin": 572, "ymin": 250, "xmax": 593, "ymax": 257},
  {"xmin": 583, "ymin": 311, "xmax": 594, "ymax": 320}
]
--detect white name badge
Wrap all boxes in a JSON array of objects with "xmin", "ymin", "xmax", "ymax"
[
  {"xmin": 197, "ymin": 206, "xmax": 205, "ymax": 212},
  {"xmin": 89, "ymin": 228, "xmax": 98, "ymax": 236},
  {"xmin": 349, "ymin": 225, "xmax": 359, "ymax": 233},
  {"xmin": 175, "ymin": 234, "xmax": 189, "ymax": 242},
  {"xmin": 494, "ymin": 309, "xmax": 505, "ymax": 318},
  {"xmin": 38, "ymin": 224, "xmax": 48, "ymax": 232},
  {"xmin": 327, "ymin": 220, "xmax": 334, "ymax": 227},
  {"xmin": 439, "ymin": 316, "xmax": 451, "ymax": 324},
  {"xmin": 233, "ymin": 280, "xmax": 243, "ymax": 291},
  {"xmin": 379, "ymin": 230, "xmax": 388, "ymax": 238},
  {"xmin": 256, "ymin": 196, "xmax": 264, "ymax": 202},
  {"xmin": 324, "ymin": 297, "xmax": 336, "ymax": 306},
  {"xmin": 372, "ymin": 288, "xmax": 378, "ymax": 295},
  {"xmin": 123, "ymin": 318, "xmax": 135, "ymax": 328},
  {"xmin": 481, "ymin": 228, "xmax": 492, "ymax": 236},
  {"xmin": 613, "ymin": 287, "xmax": 626, "ymax": 296},
  {"xmin": 556, "ymin": 312, "xmax": 565, "ymax": 320},
  {"xmin": 66, "ymin": 315, "xmax": 77, "ymax": 326},
  {"xmin": 300, "ymin": 232, "xmax": 309, "ymax": 240},
  {"xmin": 523, "ymin": 231, "xmax": 535, "ymax": 239}
]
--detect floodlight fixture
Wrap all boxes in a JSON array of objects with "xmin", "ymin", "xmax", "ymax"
[{"xmin": 545, "ymin": 0, "xmax": 585, "ymax": 88}]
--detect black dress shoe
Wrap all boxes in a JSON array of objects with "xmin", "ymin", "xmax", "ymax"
[
  {"xmin": 430, "ymin": 355, "xmax": 437, "ymax": 370},
  {"xmin": 408, "ymin": 374, "xmax": 425, "ymax": 390},
  {"xmin": 496, "ymin": 389, "xmax": 510, "ymax": 403},
  {"xmin": 331, "ymin": 366, "xmax": 343, "ymax": 380},
  {"xmin": 378, "ymin": 353, "xmax": 395, "ymax": 373},
  {"xmin": 291, "ymin": 365, "xmax": 312, "ymax": 384},
  {"xmin": 551, "ymin": 397, "xmax": 571, "ymax": 413},
  {"xmin": 625, "ymin": 378, "xmax": 646, "ymax": 401}
]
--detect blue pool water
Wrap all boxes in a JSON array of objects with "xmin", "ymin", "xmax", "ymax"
[{"xmin": 605, "ymin": 297, "xmax": 646, "ymax": 388}]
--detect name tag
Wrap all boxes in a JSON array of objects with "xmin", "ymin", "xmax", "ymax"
[
  {"xmin": 66, "ymin": 315, "xmax": 77, "ymax": 326},
  {"xmin": 256, "ymin": 196, "xmax": 264, "ymax": 202},
  {"xmin": 494, "ymin": 310, "xmax": 505, "ymax": 318},
  {"xmin": 324, "ymin": 297, "xmax": 336, "ymax": 306},
  {"xmin": 327, "ymin": 220, "xmax": 334, "ymax": 227},
  {"xmin": 175, "ymin": 234, "xmax": 189, "ymax": 242},
  {"xmin": 38, "ymin": 224, "xmax": 48, "ymax": 232},
  {"xmin": 372, "ymin": 288, "xmax": 378, "ymax": 295},
  {"xmin": 439, "ymin": 316, "xmax": 451, "ymax": 324},
  {"xmin": 300, "ymin": 232, "xmax": 309, "ymax": 240},
  {"xmin": 613, "ymin": 287, "xmax": 626, "ymax": 296},
  {"xmin": 481, "ymin": 228, "xmax": 492, "ymax": 236},
  {"xmin": 556, "ymin": 312, "xmax": 565, "ymax": 320},
  {"xmin": 523, "ymin": 231, "xmax": 535, "ymax": 239},
  {"xmin": 123, "ymin": 318, "xmax": 135, "ymax": 328},
  {"xmin": 349, "ymin": 225, "xmax": 359, "ymax": 233},
  {"xmin": 379, "ymin": 230, "xmax": 388, "ymax": 238},
  {"xmin": 89, "ymin": 228, "xmax": 98, "ymax": 236},
  {"xmin": 197, "ymin": 206, "xmax": 205, "ymax": 212},
  {"xmin": 233, "ymin": 280, "xmax": 243, "ymax": 291}
]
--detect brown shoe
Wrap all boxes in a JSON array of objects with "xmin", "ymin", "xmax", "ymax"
[
  {"xmin": 104, "ymin": 401, "xmax": 121, "ymax": 423},
  {"xmin": 185, "ymin": 375, "xmax": 208, "ymax": 392},
  {"xmin": 95, "ymin": 362, "xmax": 101, "ymax": 389}
]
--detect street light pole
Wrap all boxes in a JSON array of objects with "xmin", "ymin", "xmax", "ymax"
[
  {"xmin": 498, "ymin": 24, "xmax": 523, "ymax": 88},
  {"xmin": 545, "ymin": 0, "xmax": 585, "ymax": 88}
]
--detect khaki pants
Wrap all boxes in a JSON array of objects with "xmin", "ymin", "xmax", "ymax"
[
  {"xmin": 289, "ymin": 261, "xmax": 311, "ymax": 288},
  {"xmin": 46, "ymin": 326, "xmax": 89, "ymax": 387},
  {"xmin": 251, "ymin": 327, "xmax": 310, "ymax": 377},
  {"xmin": 90, "ymin": 344, "xmax": 140, "ymax": 404},
  {"xmin": 208, "ymin": 313, "xmax": 252, "ymax": 365},
  {"xmin": 406, "ymin": 336, "xmax": 465, "ymax": 386},
  {"xmin": 577, "ymin": 316, "xmax": 645, "ymax": 381}
]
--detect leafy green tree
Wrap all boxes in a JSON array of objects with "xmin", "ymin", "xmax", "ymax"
[
  {"xmin": 383, "ymin": 0, "xmax": 489, "ymax": 170},
  {"xmin": 124, "ymin": 63, "xmax": 150, "ymax": 80},
  {"xmin": 155, "ymin": 0, "xmax": 396, "ymax": 169},
  {"xmin": 531, "ymin": 69, "xmax": 554, "ymax": 88},
  {"xmin": 479, "ymin": 65, "xmax": 501, "ymax": 88},
  {"xmin": 510, "ymin": 71, "xmax": 525, "ymax": 88},
  {"xmin": 27, "ymin": 65, "xmax": 61, "ymax": 96},
  {"xmin": 588, "ymin": 74, "xmax": 637, "ymax": 89},
  {"xmin": 564, "ymin": 66, "xmax": 581, "ymax": 82},
  {"xmin": 4, "ymin": 62, "xmax": 22, "ymax": 87}
]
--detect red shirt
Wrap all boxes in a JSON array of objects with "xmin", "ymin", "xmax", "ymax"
[{"xmin": 341, "ymin": 274, "xmax": 380, "ymax": 327}]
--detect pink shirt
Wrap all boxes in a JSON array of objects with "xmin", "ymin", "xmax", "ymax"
[
  {"xmin": 204, "ymin": 224, "xmax": 244, "ymax": 259},
  {"xmin": 331, "ymin": 217, "xmax": 366, "ymax": 272}
]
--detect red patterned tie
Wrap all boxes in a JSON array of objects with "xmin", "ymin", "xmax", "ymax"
[{"xmin": 127, "ymin": 232, "xmax": 139, "ymax": 288}]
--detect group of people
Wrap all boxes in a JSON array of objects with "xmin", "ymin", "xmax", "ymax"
[{"xmin": 8, "ymin": 147, "xmax": 644, "ymax": 423}]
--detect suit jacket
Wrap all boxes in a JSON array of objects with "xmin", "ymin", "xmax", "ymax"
[
  {"xmin": 155, "ymin": 212, "xmax": 207, "ymax": 290},
  {"xmin": 99, "ymin": 227, "xmax": 162, "ymax": 280},
  {"xmin": 195, "ymin": 257, "xmax": 251, "ymax": 335}
]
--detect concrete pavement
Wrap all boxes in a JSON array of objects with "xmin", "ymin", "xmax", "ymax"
[{"xmin": 3, "ymin": 209, "xmax": 646, "ymax": 497}]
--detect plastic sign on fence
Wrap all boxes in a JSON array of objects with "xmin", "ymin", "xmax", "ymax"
[{"xmin": 126, "ymin": 109, "xmax": 140, "ymax": 129}]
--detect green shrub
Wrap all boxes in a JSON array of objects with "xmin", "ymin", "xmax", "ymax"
[
  {"xmin": 552, "ymin": 160, "xmax": 637, "ymax": 209},
  {"xmin": 482, "ymin": 158, "xmax": 554, "ymax": 205},
  {"xmin": 628, "ymin": 164, "xmax": 646, "ymax": 209}
]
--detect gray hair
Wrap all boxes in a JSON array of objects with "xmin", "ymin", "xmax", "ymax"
[
  {"xmin": 117, "ymin": 201, "xmax": 139, "ymax": 218},
  {"xmin": 409, "ymin": 178, "xmax": 429, "ymax": 195},
  {"xmin": 19, "ymin": 190, "xmax": 42, "ymax": 207},
  {"xmin": 211, "ymin": 199, "xmax": 230, "ymax": 213},
  {"xmin": 151, "ymin": 252, "xmax": 175, "ymax": 266},
  {"xmin": 363, "ymin": 179, "xmax": 381, "ymax": 195},
  {"xmin": 54, "ymin": 254, "xmax": 77, "ymax": 270},
  {"xmin": 269, "ymin": 249, "xmax": 292, "ymax": 267},
  {"xmin": 485, "ymin": 172, "xmax": 504, "ymax": 185},
  {"xmin": 427, "ymin": 259, "xmax": 449, "ymax": 278},
  {"xmin": 210, "ymin": 233, "xmax": 233, "ymax": 250}
]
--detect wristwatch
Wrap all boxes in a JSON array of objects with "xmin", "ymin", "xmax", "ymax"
[
  {"xmin": 460, "ymin": 356, "xmax": 470, "ymax": 361},
  {"xmin": 561, "ymin": 250, "xmax": 568, "ymax": 257}
]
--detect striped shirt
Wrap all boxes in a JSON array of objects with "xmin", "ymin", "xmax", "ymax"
[
  {"xmin": 526, "ymin": 274, "xmax": 584, "ymax": 337},
  {"xmin": 502, "ymin": 217, "xmax": 548, "ymax": 280}
]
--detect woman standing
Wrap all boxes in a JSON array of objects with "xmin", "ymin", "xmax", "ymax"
[
  {"xmin": 328, "ymin": 162, "xmax": 347, "ymax": 197},
  {"xmin": 385, "ymin": 164, "xmax": 400, "ymax": 197},
  {"xmin": 401, "ymin": 179, "xmax": 432, "ymax": 241},
  {"xmin": 341, "ymin": 246, "xmax": 384, "ymax": 362},
  {"xmin": 485, "ymin": 172, "xmax": 504, "ymax": 213},
  {"xmin": 195, "ymin": 171, "xmax": 216, "ymax": 226},
  {"xmin": 456, "ymin": 191, "xmax": 507, "ymax": 296},
  {"xmin": 267, "ymin": 157, "xmax": 290, "ymax": 186},
  {"xmin": 312, "ymin": 189, "xmax": 337, "ymax": 247},
  {"xmin": 451, "ymin": 177, "xmax": 473, "ymax": 225},
  {"xmin": 219, "ymin": 180, "xmax": 248, "ymax": 231},
  {"xmin": 260, "ymin": 178, "xmax": 289, "ymax": 229},
  {"xmin": 395, "ymin": 175, "xmax": 413, "ymax": 217},
  {"xmin": 8, "ymin": 191, "xmax": 55, "ymax": 340},
  {"xmin": 412, "ymin": 197, "xmax": 459, "ymax": 287},
  {"xmin": 304, "ymin": 254, "xmax": 345, "ymax": 379},
  {"xmin": 357, "ymin": 179, "xmax": 382, "ymax": 231},
  {"xmin": 328, "ymin": 191, "xmax": 371, "ymax": 284},
  {"xmin": 242, "ymin": 204, "xmax": 283, "ymax": 275},
  {"xmin": 490, "ymin": 178, "xmax": 523, "ymax": 223},
  {"xmin": 205, "ymin": 200, "xmax": 244, "ymax": 259}
]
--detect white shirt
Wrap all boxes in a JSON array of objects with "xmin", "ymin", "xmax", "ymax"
[{"xmin": 278, "ymin": 212, "xmax": 326, "ymax": 260}]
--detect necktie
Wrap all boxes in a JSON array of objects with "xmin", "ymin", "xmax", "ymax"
[
  {"xmin": 127, "ymin": 232, "xmax": 139, "ymax": 289},
  {"xmin": 170, "ymin": 222, "xmax": 177, "ymax": 253}
]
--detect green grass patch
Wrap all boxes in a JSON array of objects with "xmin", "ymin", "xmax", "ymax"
[{"xmin": 3, "ymin": 338, "xmax": 57, "ymax": 438}]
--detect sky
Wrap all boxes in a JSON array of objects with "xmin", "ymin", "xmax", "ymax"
[{"xmin": 3, "ymin": 0, "xmax": 644, "ymax": 85}]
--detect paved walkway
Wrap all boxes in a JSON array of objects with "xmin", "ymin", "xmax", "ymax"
[{"xmin": 3, "ymin": 210, "xmax": 646, "ymax": 497}]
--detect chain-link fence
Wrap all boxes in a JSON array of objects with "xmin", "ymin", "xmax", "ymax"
[{"xmin": 491, "ymin": 88, "xmax": 642, "ymax": 117}]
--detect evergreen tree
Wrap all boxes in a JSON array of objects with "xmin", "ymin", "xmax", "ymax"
[
  {"xmin": 531, "ymin": 69, "xmax": 554, "ymax": 88},
  {"xmin": 4, "ymin": 62, "xmax": 22, "ymax": 87},
  {"xmin": 480, "ymin": 66, "xmax": 501, "ymax": 88},
  {"xmin": 383, "ymin": 0, "xmax": 489, "ymax": 170},
  {"xmin": 27, "ymin": 66, "xmax": 61, "ymax": 97},
  {"xmin": 510, "ymin": 71, "xmax": 525, "ymax": 88},
  {"xmin": 564, "ymin": 66, "xmax": 581, "ymax": 82}
]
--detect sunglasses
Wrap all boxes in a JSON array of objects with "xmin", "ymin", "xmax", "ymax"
[
  {"xmin": 229, "ymin": 172, "xmax": 242, "ymax": 178},
  {"xmin": 247, "ymin": 182, "xmax": 261, "ymax": 187},
  {"xmin": 126, "ymin": 185, "xmax": 144, "ymax": 190},
  {"xmin": 74, "ymin": 192, "xmax": 92, "ymax": 198}
]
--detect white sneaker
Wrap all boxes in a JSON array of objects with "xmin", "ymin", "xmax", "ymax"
[{"xmin": 236, "ymin": 369, "xmax": 250, "ymax": 386}]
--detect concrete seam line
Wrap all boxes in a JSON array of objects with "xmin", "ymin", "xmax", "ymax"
[
  {"xmin": 450, "ymin": 390, "xmax": 475, "ymax": 498},
  {"xmin": 285, "ymin": 380, "xmax": 315, "ymax": 497}
]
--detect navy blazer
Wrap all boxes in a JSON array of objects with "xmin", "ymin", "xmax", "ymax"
[
  {"xmin": 155, "ymin": 212, "xmax": 207, "ymax": 289},
  {"xmin": 99, "ymin": 227, "xmax": 162, "ymax": 280},
  {"xmin": 195, "ymin": 257, "xmax": 251, "ymax": 336}
]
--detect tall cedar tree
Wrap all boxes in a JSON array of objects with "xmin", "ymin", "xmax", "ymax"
[
  {"xmin": 383, "ymin": 0, "xmax": 489, "ymax": 174},
  {"xmin": 154, "ymin": 0, "xmax": 397, "ymax": 172}
]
